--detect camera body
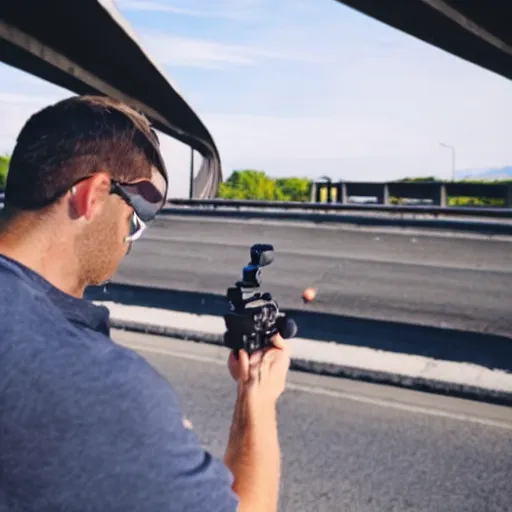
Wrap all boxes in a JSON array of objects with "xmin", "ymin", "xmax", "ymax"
[{"xmin": 224, "ymin": 244, "xmax": 297, "ymax": 355}]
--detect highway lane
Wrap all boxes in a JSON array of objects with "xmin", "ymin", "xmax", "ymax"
[
  {"xmin": 113, "ymin": 329, "xmax": 512, "ymax": 512},
  {"xmin": 113, "ymin": 216, "xmax": 512, "ymax": 338}
]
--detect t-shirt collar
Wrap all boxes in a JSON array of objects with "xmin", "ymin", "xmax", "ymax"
[{"xmin": 0, "ymin": 254, "xmax": 111, "ymax": 335}]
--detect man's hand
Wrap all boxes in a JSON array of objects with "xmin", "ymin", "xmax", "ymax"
[{"xmin": 227, "ymin": 334, "xmax": 291, "ymax": 403}]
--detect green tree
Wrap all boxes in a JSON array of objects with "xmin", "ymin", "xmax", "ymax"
[
  {"xmin": 218, "ymin": 169, "xmax": 313, "ymax": 201},
  {"xmin": 218, "ymin": 170, "xmax": 279, "ymax": 200},
  {"xmin": 399, "ymin": 176, "xmax": 439, "ymax": 182},
  {"xmin": 275, "ymin": 177, "xmax": 311, "ymax": 202},
  {"xmin": 0, "ymin": 155, "xmax": 10, "ymax": 189}
]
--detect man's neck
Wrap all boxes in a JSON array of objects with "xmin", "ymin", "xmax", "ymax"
[{"xmin": 0, "ymin": 214, "xmax": 85, "ymax": 298}]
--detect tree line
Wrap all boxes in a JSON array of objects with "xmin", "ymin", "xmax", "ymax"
[
  {"xmin": 218, "ymin": 170, "xmax": 312, "ymax": 202},
  {"xmin": 218, "ymin": 170, "xmax": 512, "ymax": 206}
]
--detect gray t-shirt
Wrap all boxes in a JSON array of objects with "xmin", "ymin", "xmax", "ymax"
[{"xmin": 0, "ymin": 254, "xmax": 239, "ymax": 511}]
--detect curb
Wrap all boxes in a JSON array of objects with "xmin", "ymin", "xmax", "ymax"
[{"xmin": 110, "ymin": 319, "xmax": 512, "ymax": 408}]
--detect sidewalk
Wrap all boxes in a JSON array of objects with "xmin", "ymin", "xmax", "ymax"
[{"xmin": 95, "ymin": 300, "xmax": 512, "ymax": 406}]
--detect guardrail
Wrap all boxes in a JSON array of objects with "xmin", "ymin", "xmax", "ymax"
[
  {"xmin": 167, "ymin": 198, "xmax": 512, "ymax": 219},
  {"xmin": 2, "ymin": 192, "xmax": 511, "ymax": 220}
]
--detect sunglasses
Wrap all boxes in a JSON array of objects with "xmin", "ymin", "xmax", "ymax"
[{"xmin": 110, "ymin": 169, "xmax": 168, "ymax": 242}]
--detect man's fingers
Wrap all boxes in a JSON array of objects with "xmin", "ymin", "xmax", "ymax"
[
  {"xmin": 227, "ymin": 351, "xmax": 238, "ymax": 380},
  {"xmin": 238, "ymin": 349, "xmax": 250, "ymax": 382},
  {"xmin": 231, "ymin": 336, "xmax": 291, "ymax": 385},
  {"xmin": 248, "ymin": 350, "xmax": 264, "ymax": 381},
  {"xmin": 249, "ymin": 351, "xmax": 264, "ymax": 365},
  {"xmin": 260, "ymin": 349, "xmax": 276, "ymax": 379}
]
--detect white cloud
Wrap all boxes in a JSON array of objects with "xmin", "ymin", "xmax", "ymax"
[
  {"xmin": 116, "ymin": 0, "xmax": 235, "ymax": 19},
  {"xmin": 143, "ymin": 34, "xmax": 253, "ymax": 68},
  {"xmin": 140, "ymin": 31, "xmax": 335, "ymax": 69},
  {"xmin": 116, "ymin": 0, "xmax": 267, "ymax": 21},
  {"xmin": 0, "ymin": 91, "xmax": 70, "ymax": 152}
]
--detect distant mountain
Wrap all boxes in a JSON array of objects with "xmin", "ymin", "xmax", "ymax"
[{"xmin": 456, "ymin": 166, "xmax": 512, "ymax": 180}]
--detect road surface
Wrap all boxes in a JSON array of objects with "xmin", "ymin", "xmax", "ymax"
[
  {"xmin": 113, "ymin": 216, "xmax": 512, "ymax": 338},
  {"xmin": 113, "ymin": 329, "xmax": 512, "ymax": 512}
]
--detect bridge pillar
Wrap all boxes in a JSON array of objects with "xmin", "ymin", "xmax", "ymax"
[
  {"xmin": 310, "ymin": 182, "xmax": 317, "ymax": 202},
  {"xmin": 433, "ymin": 184, "xmax": 447, "ymax": 207},
  {"xmin": 376, "ymin": 184, "xmax": 389, "ymax": 205},
  {"xmin": 340, "ymin": 182, "xmax": 348, "ymax": 204}
]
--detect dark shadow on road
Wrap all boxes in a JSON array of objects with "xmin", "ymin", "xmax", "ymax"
[{"xmin": 85, "ymin": 282, "xmax": 512, "ymax": 373}]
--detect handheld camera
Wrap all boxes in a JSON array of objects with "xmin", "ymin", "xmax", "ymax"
[{"xmin": 223, "ymin": 244, "xmax": 298, "ymax": 355}]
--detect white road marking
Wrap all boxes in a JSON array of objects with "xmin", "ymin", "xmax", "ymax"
[
  {"xmin": 123, "ymin": 342, "xmax": 512, "ymax": 431},
  {"xmin": 285, "ymin": 383, "xmax": 512, "ymax": 431}
]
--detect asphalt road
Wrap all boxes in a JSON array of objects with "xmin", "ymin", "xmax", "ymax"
[
  {"xmin": 113, "ymin": 216, "xmax": 512, "ymax": 338},
  {"xmin": 113, "ymin": 329, "xmax": 512, "ymax": 512}
]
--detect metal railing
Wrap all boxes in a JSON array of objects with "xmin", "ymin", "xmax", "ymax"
[
  {"xmin": 166, "ymin": 198, "xmax": 512, "ymax": 219},
  {"xmin": 311, "ymin": 180, "xmax": 512, "ymax": 207}
]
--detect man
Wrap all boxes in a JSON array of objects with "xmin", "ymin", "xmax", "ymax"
[{"xmin": 0, "ymin": 95, "xmax": 291, "ymax": 512}]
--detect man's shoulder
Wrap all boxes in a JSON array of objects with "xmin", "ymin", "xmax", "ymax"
[
  {"xmin": 0, "ymin": 256, "xmax": 164, "ymax": 404},
  {"xmin": 0, "ymin": 256, "xmax": 55, "ymax": 317},
  {"xmin": 0, "ymin": 258, "xmax": 55, "ymax": 342},
  {"xmin": 0, "ymin": 256, "xmax": 38, "ymax": 298},
  {"xmin": 0, "ymin": 264, "xmax": 71, "ymax": 356},
  {"xmin": 0, "ymin": 255, "xmax": 164, "ymax": 395}
]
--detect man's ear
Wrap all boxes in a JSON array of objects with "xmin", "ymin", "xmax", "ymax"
[{"xmin": 69, "ymin": 173, "xmax": 111, "ymax": 221}]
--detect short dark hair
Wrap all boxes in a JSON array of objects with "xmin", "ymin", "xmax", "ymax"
[{"xmin": 4, "ymin": 95, "xmax": 167, "ymax": 210}]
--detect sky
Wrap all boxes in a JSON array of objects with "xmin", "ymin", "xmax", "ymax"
[{"xmin": 1, "ymin": 0, "xmax": 512, "ymax": 197}]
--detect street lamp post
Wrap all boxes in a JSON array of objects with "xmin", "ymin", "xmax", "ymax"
[{"xmin": 440, "ymin": 142, "xmax": 456, "ymax": 181}]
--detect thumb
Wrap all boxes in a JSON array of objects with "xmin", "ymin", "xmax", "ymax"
[{"xmin": 271, "ymin": 332, "xmax": 286, "ymax": 350}]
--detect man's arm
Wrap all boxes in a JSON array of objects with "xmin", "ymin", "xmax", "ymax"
[{"xmin": 223, "ymin": 336, "xmax": 291, "ymax": 512}]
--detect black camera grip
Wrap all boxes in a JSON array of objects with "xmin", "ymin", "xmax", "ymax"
[{"xmin": 223, "ymin": 310, "xmax": 297, "ymax": 357}]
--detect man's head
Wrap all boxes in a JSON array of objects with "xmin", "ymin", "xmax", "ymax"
[{"xmin": 1, "ymin": 95, "xmax": 168, "ymax": 290}]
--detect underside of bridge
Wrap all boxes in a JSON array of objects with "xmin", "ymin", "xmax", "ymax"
[
  {"xmin": 0, "ymin": 0, "xmax": 220, "ymax": 198},
  {"xmin": 337, "ymin": 1, "xmax": 512, "ymax": 82}
]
